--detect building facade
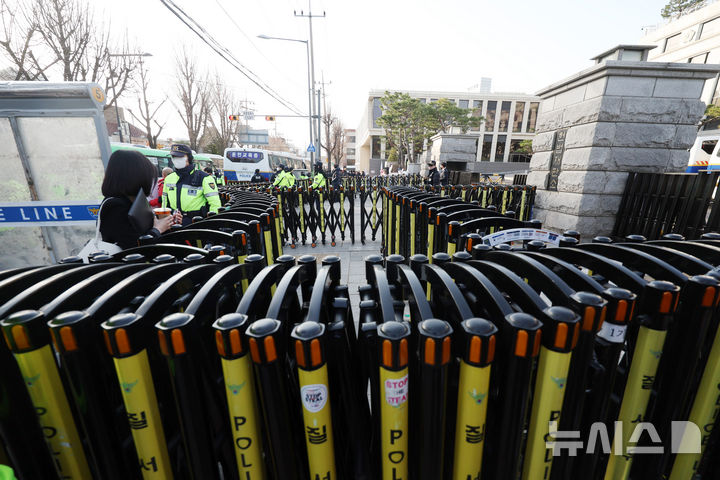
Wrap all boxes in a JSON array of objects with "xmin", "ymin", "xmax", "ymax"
[
  {"xmin": 343, "ymin": 128, "xmax": 356, "ymax": 167},
  {"xmin": 639, "ymin": 0, "xmax": 720, "ymax": 104},
  {"xmin": 355, "ymin": 89, "xmax": 541, "ymax": 174}
]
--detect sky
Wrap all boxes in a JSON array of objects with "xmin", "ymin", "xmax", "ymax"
[{"xmin": 84, "ymin": 0, "xmax": 671, "ymax": 150}]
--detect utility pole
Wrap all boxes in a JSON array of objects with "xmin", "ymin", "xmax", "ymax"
[
  {"xmin": 319, "ymin": 72, "xmax": 332, "ymax": 170},
  {"xmin": 294, "ymin": 1, "xmax": 325, "ymax": 165}
]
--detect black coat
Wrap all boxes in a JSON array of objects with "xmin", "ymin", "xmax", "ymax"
[
  {"xmin": 427, "ymin": 168, "xmax": 439, "ymax": 186},
  {"xmin": 99, "ymin": 196, "xmax": 159, "ymax": 249}
]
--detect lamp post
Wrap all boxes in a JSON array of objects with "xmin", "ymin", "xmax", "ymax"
[
  {"xmin": 257, "ymin": 34, "xmax": 316, "ymax": 164},
  {"xmin": 106, "ymin": 50, "xmax": 152, "ymax": 143}
]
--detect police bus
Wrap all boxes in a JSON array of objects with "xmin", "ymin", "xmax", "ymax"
[
  {"xmin": 223, "ymin": 147, "xmax": 307, "ymax": 181},
  {"xmin": 687, "ymin": 131, "xmax": 720, "ymax": 173},
  {"xmin": 111, "ymin": 143, "xmax": 219, "ymax": 176}
]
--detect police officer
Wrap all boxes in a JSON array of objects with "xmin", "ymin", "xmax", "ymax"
[
  {"xmin": 162, "ymin": 144, "xmax": 221, "ymax": 225},
  {"xmin": 251, "ymin": 168, "xmax": 264, "ymax": 183},
  {"xmin": 273, "ymin": 164, "xmax": 286, "ymax": 187},
  {"xmin": 426, "ymin": 160, "xmax": 440, "ymax": 187},
  {"xmin": 311, "ymin": 162, "xmax": 327, "ymax": 190},
  {"xmin": 204, "ymin": 166, "xmax": 225, "ymax": 187},
  {"xmin": 282, "ymin": 165, "xmax": 296, "ymax": 188},
  {"xmin": 331, "ymin": 163, "xmax": 342, "ymax": 190}
]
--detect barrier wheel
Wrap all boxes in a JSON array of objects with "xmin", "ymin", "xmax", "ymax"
[
  {"xmin": 291, "ymin": 244, "xmax": 296, "ymax": 249},
  {"xmin": 311, "ymin": 243, "xmax": 316, "ymax": 248},
  {"xmin": 331, "ymin": 241, "xmax": 336, "ymax": 247}
]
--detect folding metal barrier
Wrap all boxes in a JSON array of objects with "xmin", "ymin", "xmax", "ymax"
[{"xmin": 4, "ymin": 230, "xmax": 720, "ymax": 479}]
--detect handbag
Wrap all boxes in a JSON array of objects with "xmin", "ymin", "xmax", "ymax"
[
  {"xmin": 77, "ymin": 199, "xmax": 122, "ymax": 262},
  {"xmin": 127, "ymin": 187, "xmax": 154, "ymax": 234}
]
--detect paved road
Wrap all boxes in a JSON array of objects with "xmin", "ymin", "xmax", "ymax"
[{"xmin": 283, "ymin": 203, "xmax": 381, "ymax": 323}]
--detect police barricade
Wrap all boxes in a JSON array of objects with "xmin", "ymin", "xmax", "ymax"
[{"xmin": 5, "ymin": 235, "xmax": 720, "ymax": 478}]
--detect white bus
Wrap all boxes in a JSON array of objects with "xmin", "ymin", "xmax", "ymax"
[
  {"xmin": 687, "ymin": 131, "xmax": 720, "ymax": 173},
  {"xmin": 223, "ymin": 147, "xmax": 308, "ymax": 181}
]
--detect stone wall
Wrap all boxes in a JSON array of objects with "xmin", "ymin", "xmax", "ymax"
[
  {"xmin": 527, "ymin": 61, "xmax": 720, "ymax": 238},
  {"xmin": 429, "ymin": 134, "xmax": 477, "ymax": 164}
]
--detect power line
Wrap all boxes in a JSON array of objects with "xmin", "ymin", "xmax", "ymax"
[
  {"xmin": 158, "ymin": 0, "xmax": 305, "ymax": 116},
  {"xmin": 213, "ymin": 0, "xmax": 305, "ymax": 90}
]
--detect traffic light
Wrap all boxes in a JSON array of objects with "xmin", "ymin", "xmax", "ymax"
[
  {"xmin": 229, "ymin": 115, "xmax": 239, "ymax": 121},
  {"xmin": 265, "ymin": 116, "xmax": 275, "ymax": 121}
]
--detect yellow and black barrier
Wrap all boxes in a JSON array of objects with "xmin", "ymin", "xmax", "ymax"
[{"xmin": 6, "ymin": 231, "xmax": 720, "ymax": 479}]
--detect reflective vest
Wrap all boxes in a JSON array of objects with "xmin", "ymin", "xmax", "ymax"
[
  {"xmin": 162, "ymin": 167, "xmax": 221, "ymax": 214},
  {"xmin": 311, "ymin": 172, "xmax": 326, "ymax": 189},
  {"xmin": 273, "ymin": 171, "xmax": 285, "ymax": 187}
]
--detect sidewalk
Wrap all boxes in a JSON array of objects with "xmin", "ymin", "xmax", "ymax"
[{"xmin": 283, "ymin": 204, "xmax": 380, "ymax": 323}]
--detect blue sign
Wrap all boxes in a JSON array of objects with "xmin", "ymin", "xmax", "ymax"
[
  {"xmin": 307, "ymin": 144, "xmax": 316, "ymax": 153},
  {"xmin": 227, "ymin": 150, "xmax": 264, "ymax": 160},
  {"xmin": 0, "ymin": 202, "xmax": 101, "ymax": 227}
]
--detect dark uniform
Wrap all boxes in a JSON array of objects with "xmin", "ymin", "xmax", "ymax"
[{"xmin": 426, "ymin": 161, "xmax": 440, "ymax": 187}]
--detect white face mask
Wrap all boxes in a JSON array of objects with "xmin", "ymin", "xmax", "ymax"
[{"xmin": 172, "ymin": 156, "xmax": 188, "ymax": 169}]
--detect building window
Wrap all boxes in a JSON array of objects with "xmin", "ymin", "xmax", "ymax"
[
  {"xmin": 498, "ymin": 101, "xmax": 511, "ymax": 132},
  {"xmin": 689, "ymin": 52, "xmax": 708, "ymax": 64},
  {"xmin": 459, "ymin": 99, "xmax": 469, "ymax": 109},
  {"xmin": 346, "ymin": 148, "xmax": 355, "ymax": 155},
  {"xmin": 372, "ymin": 98, "xmax": 382, "ymax": 128},
  {"xmin": 470, "ymin": 100, "xmax": 483, "ymax": 132},
  {"xmin": 701, "ymin": 17, "xmax": 720, "ymax": 39},
  {"xmin": 371, "ymin": 136, "xmax": 381, "ymax": 158},
  {"xmin": 513, "ymin": 102, "xmax": 525, "ymax": 132},
  {"xmin": 527, "ymin": 102, "xmax": 540, "ymax": 133},
  {"xmin": 495, "ymin": 135, "xmax": 506, "ymax": 162},
  {"xmin": 485, "ymin": 101, "xmax": 497, "ymax": 132},
  {"xmin": 664, "ymin": 33, "xmax": 682, "ymax": 53},
  {"xmin": 481, "ymin": 135, "xmax": 493, "ymax": 161},
  {"xmin": 348, "ymin": 136, "xmax": 356, "ymax": 143},
  {"xmin": 430, "ymin": 98, "xmax": 438, "ymax": 103},
  {"xmin": 509, "ymin": 140, "xmax": 531, "ymax": 162}
]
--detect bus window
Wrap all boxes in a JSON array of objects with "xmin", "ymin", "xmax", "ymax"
[{"xmin": 703, "ymin": 140, "xmax": 717, "ymax": 155}]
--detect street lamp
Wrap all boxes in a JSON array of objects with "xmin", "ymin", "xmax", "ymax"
[
  {"xmin": 257, "ymin": 34, "xmax": 316, "ymax": 164},
  {"xmin": 106, "ymin": 50, "xmax": 152, "ymax": 143}
]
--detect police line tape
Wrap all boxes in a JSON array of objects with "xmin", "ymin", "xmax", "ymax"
[{"xmin": 2, "ymin": 233, "xmax": 720, "ymax": 479}]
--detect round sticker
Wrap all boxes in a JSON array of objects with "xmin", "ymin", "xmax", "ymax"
[
  {"xmin": 301, "ymin": 384, "xmax": 328, "ymax": 413},
  {"xmin": 91, "ymin": 86, "xmax": 105, "ymax": 103}
]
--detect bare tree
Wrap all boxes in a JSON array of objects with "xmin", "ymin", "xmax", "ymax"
[
  {"xmin": 207, "ymin": 73, "xmax": 240, "ymax": 151},
  {"xmin": 128, "ymin": 61, "xmax": 166, "ymax": 148},
  {"xmin": 0, "ymin": 0, "xmax": 138, "ymax": 104},
  {"xmin": 321, "ymin": 107, "xmax": 345, "ymax": 165},
  {"xmin": 174, "ymin": 48, "xmax": 209, "ymax": 152}
]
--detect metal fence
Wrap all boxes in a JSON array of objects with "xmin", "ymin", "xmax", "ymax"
[{"xmin": 613, "ymin": 171, "xmax": 720, "ymax": 240}]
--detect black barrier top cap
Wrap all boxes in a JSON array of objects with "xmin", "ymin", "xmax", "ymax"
[
  {"xmin": 701, "ymin": 232, "xmax": 720, "ymax": 240},
  {"xmin": 569, "ymin": 291, "xmax": 607, "ymax": 333},
  {"xmin": 625, "ymin": 234, "xmax": 647, "ymax": 243},
  {"xmin": 602, "ymin": 287, "xmax": 637, "ymax": 326},
  {"xmin": 527, "ymin": 240, "xmax": 546, "ymax": 251},
  {"xmin": 48, "ymin": 310, "xmax": 92, "ymax": 354},
  {"xmin": 123, "ymin": 253, "xmax": 146, "ymax": 263},
  {"xmin": 685, "ymin": 275, "xmax": 720, "ymax": 308},
  {"xmin": 706, "ymin": 270, "xmax": 720, "ymax": 282},
  {"xmin": 292, "ymin": 321, "xmax": 326, "ymax": 370},
  {"xmin": 418, "ymin": 319, "xmax": 453, "ymax": 366},
  {"xmin": 378, "ymin": 321, "xmax": 411, "ymax": 370},
  {"xmin": 184, "ymin": 253, "xmax": 206, "ymax": 264},
  {"xmin": 662, "ymin": 233, "xmax": 685, "ymax": 241},
  {"xmin": 460, "ymin": 318, "xmax": 497, "ymax": 367},
  {"xmin": 493, "ymin": 243, "xmax": 513, "ymax": 251},
  {"xmin": 385, "ymin": 254, "xmax": 405, "ymax": 265},
  {"xmin": 541, "ymin": 306, "xmax": 580, "ymax": 353},
  {"xmin": 213, "ymin": 313, "xmax": 250, "ymax": 359},
  {"xmin": 153, "ymin": 253, "xmax": 176, "ymax": 264},
  {"xmin": 593, "ymin": 236, "xmax": 613, "ymax": 243},
  {"xmin": 277, "ymin": 254, "xmax": 295, "ymax": 264},
  {"xmin": 102, "ymin": 312, "xmax": 142, "ymax": 357},
  {"xmin": 213, "ymin": 254, "xmax": 234, "ymax": 265},
  {"xmin": 563, "ymin": 230, "xmax": 581, "ymax": 240},
  {"xmin": 247, "ymin": 318, "xmax": 282, "ymax": 364},
  {"xmin": 298, "ymin": 255, "xmax": 316, "ymax": 265},
  {"xmin": 472, "ymin": 243, "xmax": 492, "ymax": 260},
  {"xmin": 245, "ymin": 254, "xmax": 265, "ymax": 264},
  {"xmin": 453, "ymin": 251, "xmax": 472, "ymax": 263},
  {"xmin": 641, "ymin": 280, "xmax": 681, "ymax": 330},
  {"xmin": 558, "ymin": 236, "xmax": 578, "ymax": 247},
  {"xmin": 156, "ymin": 313, "xmax": 194, "ymax": 357},
  {"xmin": 60, "ymin": 255, "xmax": 84, "ymax": 263},
  {"xmin": 2, "ymin": 309, "xmax": 47, "ymax": 353},
  {"xmin": 90, "ymin": 253, "xmax": 113, "ymax": 263},
  {"xmin": 505, "ymin": 312, "xmax": 542, "ymax": 358},
  {"xmin": 432, "ymin": 252, "xmax": 451, "ymax": 264}
]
